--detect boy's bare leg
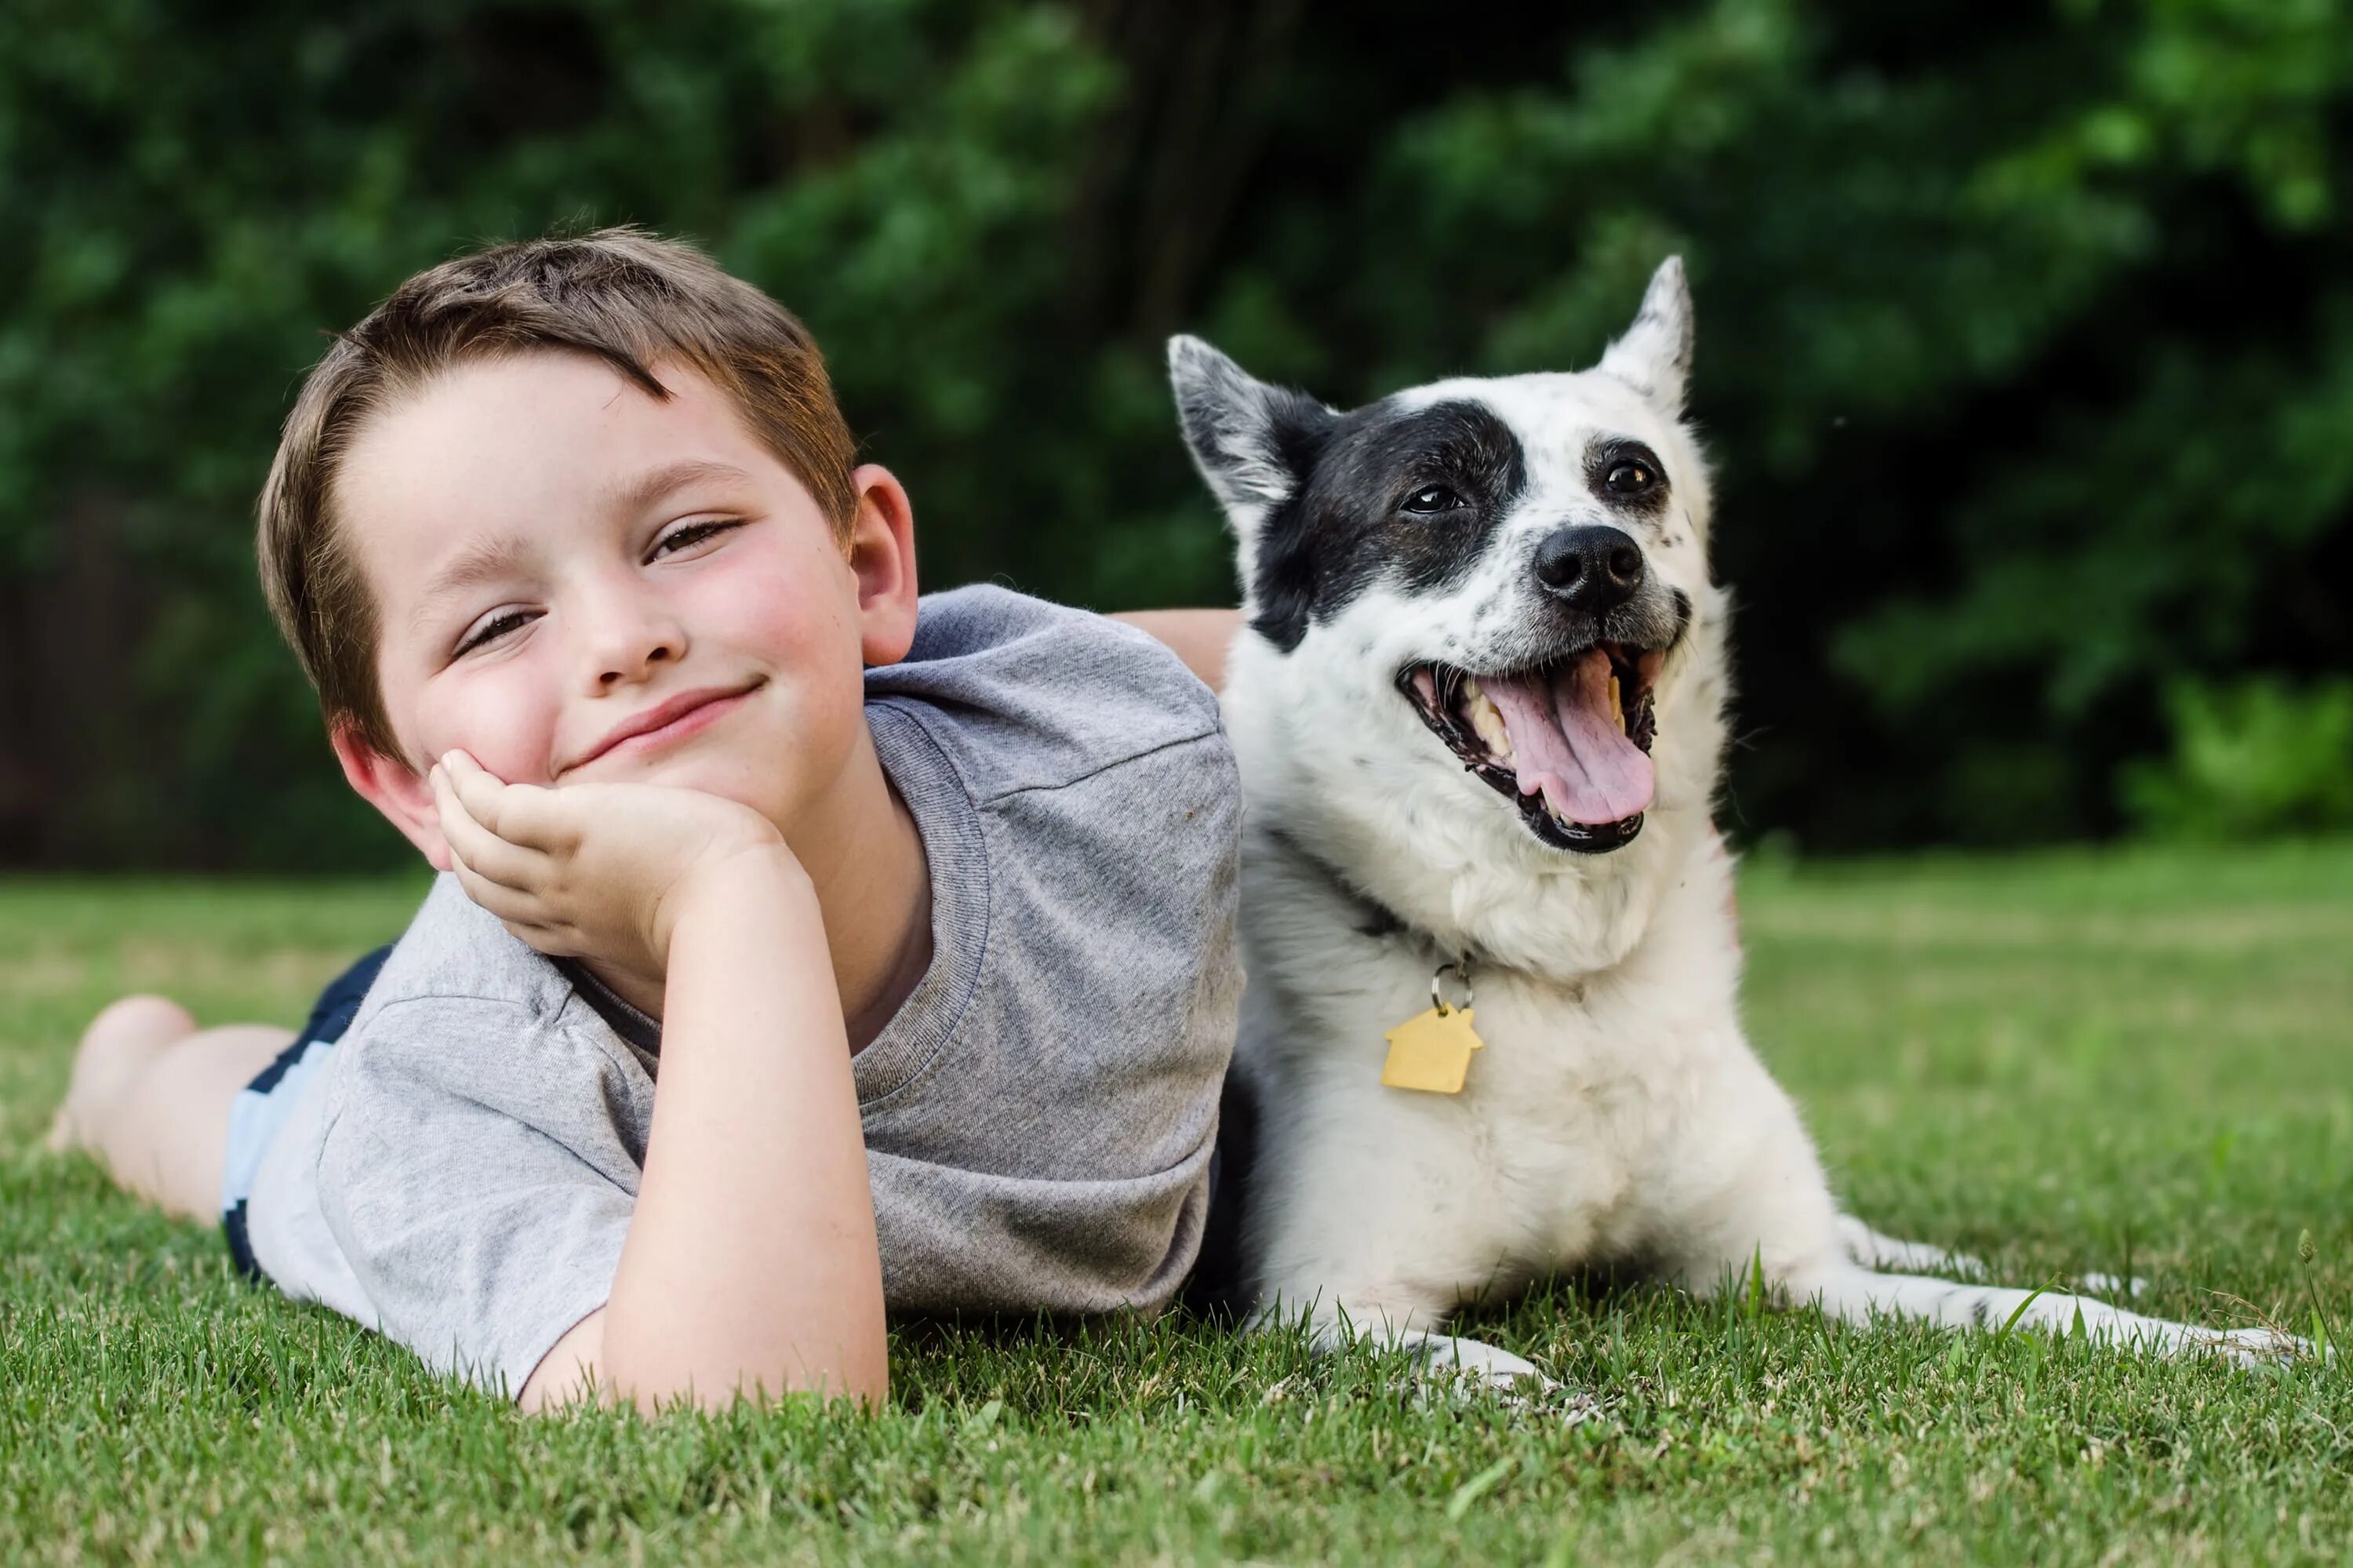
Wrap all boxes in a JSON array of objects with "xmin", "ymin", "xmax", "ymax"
[{"xmin": 48, "ymin": 996, "xmax": 294, "ymax": 1221}]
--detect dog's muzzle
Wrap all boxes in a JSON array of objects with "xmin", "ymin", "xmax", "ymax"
[{"xmin": 1399, "ymin": 644, "xmax": 1663, "ymax": 853}]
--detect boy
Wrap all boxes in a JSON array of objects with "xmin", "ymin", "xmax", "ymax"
[{"xmin": 47, "ymin": 229, "xmax": 1244, "ymax": 1413}]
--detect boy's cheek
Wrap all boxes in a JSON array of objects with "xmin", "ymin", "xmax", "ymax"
[
  {"xmin": 450, "ymin": 744, "xmax": 555, "ymax": 789},
  {"xmin": 701, "ymin": 548, "xmax": 853, "ymax": 665},
  {"xmin": 414, "ymin": 702, "xmax": 562, "ymax": 789}
]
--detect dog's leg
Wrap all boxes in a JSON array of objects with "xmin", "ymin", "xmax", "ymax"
[
  {"xmin": 1788, "ymin": 1267, "xmax": 2303, "ymax": 1366},
  {"xmin": 1248, "ymin": 1271, "xmax": 1558, "ymax": 1399},
  {"xmin": 1834, "ymin": 1216, "xmax": 2148, "ymax": 1296},
  {"xmin": 1660, "ymin": 1065, "xmax": 2306, "ymax": 1366},
  {"xmin": 1242, "ymin": 1109, "xmax": 1555, "ymax": 1399},
  {"xmin": 1835, "ymin": 1215, "xmax": 1984, "ymax": 1277}
]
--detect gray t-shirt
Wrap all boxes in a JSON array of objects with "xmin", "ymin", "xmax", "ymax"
[{"xmin": 245, "ymin": 586, "xmax": 1242, "ymax": 1394}]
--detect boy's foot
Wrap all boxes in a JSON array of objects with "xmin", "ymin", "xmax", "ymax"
[{"xmin": 45, "ymin": 995, "xmax": 199, "ymax": 1155}]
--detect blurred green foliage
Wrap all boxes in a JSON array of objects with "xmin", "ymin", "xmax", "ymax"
[
  {"xmin": 2, "ymin": 0, "xmax": 2347, "ymax": 866},
  {"xmin": 2123, "ymin": 676, "xmax": 2353, "ymax": 837}
]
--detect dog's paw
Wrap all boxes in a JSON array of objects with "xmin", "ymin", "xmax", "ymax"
[
  {"xmin": 1386, "ymin": 1330, "xmax": 1590, "ymax": 1417},
  {"xmin": 1295, "ymin": 1318, "xmax": 1598, "ymax": 1419},
  {"xmin": 1406, "ymin": 1331, "xmax": 1550, "ymax": 1389}
]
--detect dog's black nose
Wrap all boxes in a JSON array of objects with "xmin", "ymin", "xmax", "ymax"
[{"xmin": 1534, "ymin": 526, "xmax": 1645, "ymax": 611}]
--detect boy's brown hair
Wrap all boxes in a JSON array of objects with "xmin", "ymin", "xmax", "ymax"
[{"xmin": 256, "ymin": 227, "xmax": 859, "ymax": 760}]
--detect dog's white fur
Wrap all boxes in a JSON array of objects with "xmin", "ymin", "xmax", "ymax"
[{"xmin": 1174, "ymin": 260, "xmax": 2292, "ymax": 1387}]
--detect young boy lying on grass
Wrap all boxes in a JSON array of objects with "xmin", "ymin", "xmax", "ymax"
[{"xmin": 48, "ymin": 228, "xmax": 1247, "ymax": 1413}]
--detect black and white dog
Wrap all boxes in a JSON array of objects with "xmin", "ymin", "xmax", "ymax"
[{"xmin": 1170, "ymin": 259, "xmax": 2289, "ymax": 1388}]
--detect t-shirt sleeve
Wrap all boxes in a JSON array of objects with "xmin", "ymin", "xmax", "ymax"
[{"xmin": 312, "ymin": 995, "xmax": 643, "ymax": 1396}]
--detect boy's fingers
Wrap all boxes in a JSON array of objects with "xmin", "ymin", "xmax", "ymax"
[
  {"xmin": 442, "ymin": 750, "xmax": 574, "ymax": 852},
  {"xmin": 482, "ymin": 780, "xmax": 579, "ymax": 853},
  {"xmin": 438, "ymin": 750, "xmax": 491, "ymax": 793},
  {"xmin": 440, "ymin": 751, "xmax": 518, "ymax": 838},
  {"xmin": 503, "ymin": 921, "xmax": 583, "ymax": 959},
  {"xmin": 447, "ymin": 853, "xmax": 550, "ymax": 930},
  {"xmin": 433, "ymin": 768, "xmax": 549, "ymax": 890}
]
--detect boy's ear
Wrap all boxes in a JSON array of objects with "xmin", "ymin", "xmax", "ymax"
[
  {"xmin": 846, "ymin": 463, "xmax": 920, "ymax": 667},
  {"xmin": 332, "ymin": 724, "xmax": 452, "ymax": 871}
]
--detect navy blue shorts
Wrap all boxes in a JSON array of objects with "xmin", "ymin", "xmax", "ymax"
[{"xmin": 220, "ymin": 944, "xmax": 394, "ymax": 1279}]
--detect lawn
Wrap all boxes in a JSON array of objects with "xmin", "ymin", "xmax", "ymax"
[{"xmin": 4, "ymin": 846, "xmax": 2349, "ymax": 1565}]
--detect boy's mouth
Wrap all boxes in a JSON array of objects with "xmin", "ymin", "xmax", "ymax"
[
  {"xmin": 1398, "ymin": 644, "xmax": 1661, "ymax": 853},
  {"xmin": 564, "ymin": 678, "xmax": 766, "ymax": 774}
]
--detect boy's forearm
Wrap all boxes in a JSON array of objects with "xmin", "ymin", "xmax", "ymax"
[{"xmin": 595, "ymin": 848, "xmax": 887, "ymax": 1411}]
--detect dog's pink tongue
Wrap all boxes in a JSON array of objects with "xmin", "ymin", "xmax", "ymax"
[{"xmin": 1482, "ymin": 650, "xmax": 1655, "ymax": 825}]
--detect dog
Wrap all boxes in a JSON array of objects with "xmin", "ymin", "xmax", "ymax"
[{"xmin": 1168, "ymin": 258, "xmax": 2293, "ymax": 1389}]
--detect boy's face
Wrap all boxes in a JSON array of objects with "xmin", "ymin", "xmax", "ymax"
[{"xmin": 330, "ymin": 351, "xmax": 917, "ymax": 869}]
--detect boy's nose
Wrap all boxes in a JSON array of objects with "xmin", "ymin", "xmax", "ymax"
[
  {"xmin": 597, "ymin": 638, "xmax": 678, "ymax": 686},
  {"xmin": 580, "ymin": 592, "xmax": 689, "ymax": 689}
]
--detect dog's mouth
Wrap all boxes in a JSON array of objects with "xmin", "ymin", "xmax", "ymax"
[{"xmin": 1399, "ymin": 644, "xmax": 1664, "ymax": 853}]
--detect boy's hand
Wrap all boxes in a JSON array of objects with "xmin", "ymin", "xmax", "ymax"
[{"xmin": 431, "ymin": 750, "xmax": 797, "ymax": 985}]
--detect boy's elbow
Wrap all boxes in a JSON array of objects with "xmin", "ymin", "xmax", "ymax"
[
  {"xmin": 598, "ymin": 1325, "xmax": 889, "ymax": 1417},
  {"xmin": 630, "ymin": 1366, "xmax": 888, "ymax": 1418},
  {"xmin": 610, "ymin": 1363, "xmax": 889, "ymax": 1417}
]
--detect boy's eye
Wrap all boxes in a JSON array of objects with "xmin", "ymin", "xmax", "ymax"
[
  {"xmin": 649, "ymin": 518, "xmax": 740, "ymax": 559},
  {"xmin": 456, "ymin": 609, "xmax": 535, "ymax": 656}
]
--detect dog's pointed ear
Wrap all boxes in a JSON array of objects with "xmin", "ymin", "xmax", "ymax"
[
  {"xmin": 1168, "ymin": 335, "xmax": 1333, "ymax": 538},
  {"xmin": 1598, "ymin": 256, "xmax": 1695, "ymax": 417}
]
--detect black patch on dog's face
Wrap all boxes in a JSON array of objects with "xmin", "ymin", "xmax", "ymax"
[{"xmin": 1249, "ymin": 399, "xmax": 1527, "ymax": 651}]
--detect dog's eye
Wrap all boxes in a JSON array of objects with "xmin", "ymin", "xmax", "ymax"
[
  {"xmin": 1402, "ymin": 486, "xmax": 1460, "ymax": 514},
  {"xmin": 1606, "ymin": 461, "xmax": 1657, "ymax": 494}
]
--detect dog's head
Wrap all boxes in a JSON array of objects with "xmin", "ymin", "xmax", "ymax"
[{"xmin": 1170, "ymin": 260, "xmax": 1726, "ymax": 948}]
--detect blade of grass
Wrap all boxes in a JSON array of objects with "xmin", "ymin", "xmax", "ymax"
[
  {"xmin": 2297, "ymin": 1230, "xmax": 2340, "ymax": 1359},
  {"xmin": 1446, "ymin": 1457, "xmax": 1517, "ymax": 1522},
  {"xmin": 1997, "ymin": 1277, "xmax": 2062, "ymax": 1341}
]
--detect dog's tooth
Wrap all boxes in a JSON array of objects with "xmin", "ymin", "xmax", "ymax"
[
  {"xmin": 1463, "ymin": 678, "xmax": 1513, "ymax": 759},
  {"xmin": 1609, "ymin": 672, "xmax": 1624, "ymax": 733}
]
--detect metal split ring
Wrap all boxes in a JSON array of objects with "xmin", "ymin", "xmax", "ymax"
[{"xmin": 1430, "ymin": 961, "xmax": 1475, "ymax": 1016}]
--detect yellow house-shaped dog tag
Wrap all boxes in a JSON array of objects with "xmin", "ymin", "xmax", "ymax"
[{"xmin": 1381, "ymin": 1005, "xmax": 1485, "ymax": 1094}]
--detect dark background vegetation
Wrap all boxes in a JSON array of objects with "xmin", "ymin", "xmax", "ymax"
[{"xmin": 4, "ymin": 0, "xmax": 2348, "ymax": 869}]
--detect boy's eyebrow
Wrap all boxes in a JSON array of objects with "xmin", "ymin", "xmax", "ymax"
[
  {"xmin": 602, "ymin": 459, "xmax": 757, "ymax": 521},
  {"xmin": 411, "ymin": 533, "xmax": 536, "ymax": 631}
]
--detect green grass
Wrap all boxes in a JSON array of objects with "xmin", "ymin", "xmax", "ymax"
[{"xmin": 5, "ymin": 846, "xmax": 2350, "ymax": 1565}]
